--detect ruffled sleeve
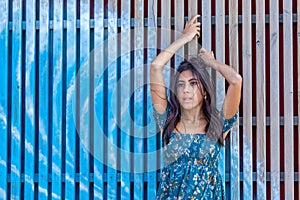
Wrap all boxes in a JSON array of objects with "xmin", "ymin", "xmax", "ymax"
[
  {"xmin": 152, "ymin": 103, "xmax": 171, "ymax": 130},
  {"xmin": 222, "ymin": 112, "xmax": 238, "ymax": 133}
]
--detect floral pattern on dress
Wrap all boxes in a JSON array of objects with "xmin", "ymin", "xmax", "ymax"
[{"xmin": 153, "ymin": 104, "xmax": 238, "ymax": 200}]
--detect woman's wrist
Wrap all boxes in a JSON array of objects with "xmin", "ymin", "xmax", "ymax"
[
  {"xmin": 179, "ymin": 34, "xmax": 191, "ymax": 44},
  {"xmin": 210, "ymin": 59, "xmax": 220, "ymax": 70}
]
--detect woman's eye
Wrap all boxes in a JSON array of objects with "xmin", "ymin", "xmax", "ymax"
[
  {"xmin": 178, "ymin": 83, "xmax": 185, "ymax": 88},
  {"xmin": 190, "ymin": 82, "xmax": 198, "ymax": 86}
]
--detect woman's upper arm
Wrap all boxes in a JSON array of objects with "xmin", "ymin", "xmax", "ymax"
[
  {"xmin": 221, "ymin": 111, "xmax": 239, "ymax": 139},
  {"xmin": 222, "ymin": 74, "xmax": 242, "ymax": 119},
  {"xmin": 150, "ymin": 65, "xmax": 168, "ymax": 114}
]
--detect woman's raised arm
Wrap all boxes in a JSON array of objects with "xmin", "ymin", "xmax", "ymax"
[
  {"xmin": 198, "ymin": 48, "xmax": 242, "ymax": 119},
  {"xmin": 150, "ymin": 15, "xmax": 201, "ymax": 114}
]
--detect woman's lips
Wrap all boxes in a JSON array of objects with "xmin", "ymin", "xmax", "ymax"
[{"xmin": 183, "ymin": 97, "xmax": 193, "ymax": 102}]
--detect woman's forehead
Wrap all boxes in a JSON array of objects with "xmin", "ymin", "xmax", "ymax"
[{"xmin": 178, "ymin": 70, "xmax": 197, "ymax": 81}]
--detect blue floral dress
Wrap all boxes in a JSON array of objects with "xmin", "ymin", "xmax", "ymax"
[{"xmin": 153, "ymin": 105, "xmax": 238, "ymax": 200}]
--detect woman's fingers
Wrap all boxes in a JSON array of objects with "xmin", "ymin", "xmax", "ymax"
[
  {"xmin": 182, "ymin": 15, "xmax": 201, "ymax": 41},
  {"xmin": 193, "ymin": 22, "xmax": 201, "ymax": 27},
  {"xmin": 190, "ymin": 14, "xmax": 201, "ymax": 24},
  {"xmin": 199, "ymin": 48, "xmax": 207, "ymax": 54},
  {"xmin": 199, "ymin": 48, "xmax": 216, "ymax": 61},
  {"xmin": 196, "ymin": 28, "xmax": 200, "ymax": 37},
  {"xmin": 190, "ymin": 23, "xmax": 201, "ymax": 35},
  {"xmin": 186, "ymin": 15, "xmax": 200, "ymax": 26},
  {"xmin": 185, "ymin": 16, "xmax": 200, "ymax": 30}
]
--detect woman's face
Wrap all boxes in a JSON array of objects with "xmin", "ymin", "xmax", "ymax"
[{"xmin": 176, "ymin": 70, "xmax": 206, "ymax": 111}]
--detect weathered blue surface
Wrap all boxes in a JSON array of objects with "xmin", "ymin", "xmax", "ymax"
[
  {"xmin": 79, "ymin": 0, "xmax": 91, "ymax": 199},
  {"xmin": 94, "ymin": 0, "xmax": 105, "ymax": 199},
  {"xmin": 52, "ymin": 0, "xmax": 64, "ymax": 199},
  {"xmin": 65, "ymin": 0, "xmax": 77, "ymax": 199},
  {"xmin": 24, "ymin": 0, "xmax": 36, "ymax": 199},
  {"xmin": 11, "ymin": 0, "xmax": 22, "ymax": 199},
  {"xmin": 0, "ymin": 0, "xmax": 8, "ymax": 199},
  {"xmin": 0, "ymin": 1, "xmax": 261, "ymax": 200},
  {"xmin": 147, "ymin": 0, "xmax": 158, "ymax": 198},
  {"xmin": 120, "ymin": 0, "xmax": 131, "ymax": 199},
  {"xmin": 38, "ymin": 1, "xmax": 50, "ymax": 199},
  {"xmin": 134, "ymin": 0, "xmax": 145, "ymax": 199},
  {"xmin": 107, "ymin": 0, "xmax": 118, "ymax": 199}
]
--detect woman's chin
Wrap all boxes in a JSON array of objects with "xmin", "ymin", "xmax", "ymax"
[{"xmin": 180, "ymin": 104, "xmax": 199, "ymax": 111}]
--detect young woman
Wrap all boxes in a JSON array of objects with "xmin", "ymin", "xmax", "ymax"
[{"xmin": 150, "ymin": 15, "xmax": 242, "ymax": 199}]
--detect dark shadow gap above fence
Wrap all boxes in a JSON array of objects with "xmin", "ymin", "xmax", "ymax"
[{"xmin": 8, "ymin": 13, "xmax": 298, "ymax": 31}]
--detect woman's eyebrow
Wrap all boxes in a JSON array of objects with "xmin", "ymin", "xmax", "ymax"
[
  {"xmin": 188, "ymin": 78, "xmax": 198, "ymax": 81},
  {"xmin": 177, "ymin": 80, "xmax": 185, "ymax": 82}
]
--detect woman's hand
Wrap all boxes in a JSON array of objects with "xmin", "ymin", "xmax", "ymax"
[
  {"xmin": 198, "ymin": 48, "xmax": 216, "ymax": 68},
  {"xmin": 181, "ymin": 15, "xmax": 201, "ymax": 42}
]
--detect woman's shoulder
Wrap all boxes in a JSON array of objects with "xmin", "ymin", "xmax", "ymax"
[{"xmin": 152, "ymin": 101, "xmax": 171, "ymax": 130}]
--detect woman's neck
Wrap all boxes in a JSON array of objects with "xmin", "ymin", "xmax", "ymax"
[
  {"xmin": 180, "ymin": 108, "xmax": 206, "ymax": 122},
  {"xmin": 177, "ymin": 108, "xmax": 207, "ymax": 134}
]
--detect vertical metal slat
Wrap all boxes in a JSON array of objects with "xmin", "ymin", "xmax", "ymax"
[
  {"xmin": 94, "ymin": 0, "xmax": 105, "ymax": 198},
  {"xmin": 120, "ymin": 0, "xmax": 131, "ymax": 198},
  {"xmin": 270, "ymin": 0, "xmax": 280, "ymax": 198},
  {"xmin": 174, "ymin": 0, "xmax": 184, "ymax": 68},
  {"xmin": 229, "ymin": 0, "xmax": 240, "ymax": 198},
  {"xmin": 65, "ymin": 0, "xmax": 77, "ymax": 199},
  {"xmin": 0, "ymin": 0, "xmax": 9, "ymax": 199},
  {"xmin": 39, "ymin": 0, "xmax": 50, "ymax": 198},
  {"xmin": 188, "ymin": 0, "xmax": 198, "ymax": 56},
  {"xmin": 201, "ymin": 0, "xmax": 211, "ymax": 51},
  {"xmin": 159, "ymin": 0, "xmax": 171, "ymax": 187},
  {"xmin": 256, "ymin": 0, "xmax": 266, "ymax": 198},
  {"xmin": 147, "ymin": 0, "xmax": 158, "ymax": 198},
  {"xmin": 215, "ymin": 0, "xmax": 226, "ymax": 195},
  {"xmin": 107, "ymin": 0, "xmax": 118, "ymax": 198},
  {"xmin": 298, "ymin": 0, "xmax": 300, "ymax": 198},
  {"xmin": 52, "ymin": 0, "xmax": 63, "ymax": 198},
  {"xmin": 24, "ymin": 0, "xmax": 36, "ymax": 198},
  {"xmin": 134, "ymin": 0, "xmax": 144, "ymax": 198},
  {"xmin": 242, "ymin": 1, "xmax": 253, "ymax": 199},
  {"xmin": 79, "ymin": 0, "xmax": 90, "ymax": 199},
  {"xmin": 11, "ymin": 0, "xmax": 23, "ymax": 198},
  {"xmin": 161, "ymin": 0, "xmax": 171, "ymax": 67},
  {"xmin": 283, "ymin": 0, "xmax": 294, "ymax": 199}
]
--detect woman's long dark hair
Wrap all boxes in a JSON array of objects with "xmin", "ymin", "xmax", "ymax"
[{"xmin": 162, "ymin": 57, "xmax": 224, "ymax": 146}]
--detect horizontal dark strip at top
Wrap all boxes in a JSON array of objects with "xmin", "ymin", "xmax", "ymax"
[{"xmin": 7, "ymin": 13, "xmax": 298, "ymax": 31}]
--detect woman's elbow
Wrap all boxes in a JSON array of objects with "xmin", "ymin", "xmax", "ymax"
[
  {"xmin": 150, "ymin": 62, "xmax": 163, "ymax": 72},
  {"xmin": 231, "ymin": 74, "xmax": 242, "ymax": 87}
]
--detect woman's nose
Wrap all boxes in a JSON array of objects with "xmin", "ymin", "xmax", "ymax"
[{"xmin": 183, "ymin": 84, "xmax": 191, "ymax": 93}]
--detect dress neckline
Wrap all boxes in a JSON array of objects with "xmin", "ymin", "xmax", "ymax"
[{"xmin": 171, "ymin": 131, "xmax": 206, "ymax": 136}]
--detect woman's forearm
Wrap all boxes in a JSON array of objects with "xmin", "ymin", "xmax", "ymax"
[
  {"xmin": 211, "ymin": 60, "xmax": 242, "ymax": 86},
  {"xmin": 151, "ymin": 15, "xmax": 201, "ymax": 71},
  {"xmin": 198, "ymin": 48, "xmax": 242, "ymax": 86},
  {"xmin": 150, "ymin": 36, "xmax": 187, "ymax": 71}
]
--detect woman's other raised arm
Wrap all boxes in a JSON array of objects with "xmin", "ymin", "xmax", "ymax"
[
  {"xmin": 150, "ymin": 15, "xmax": 201, "ymax": 114},
  {"xmin": 198, "ymin": 48, "xmax": 242, "ymax": 119}
]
